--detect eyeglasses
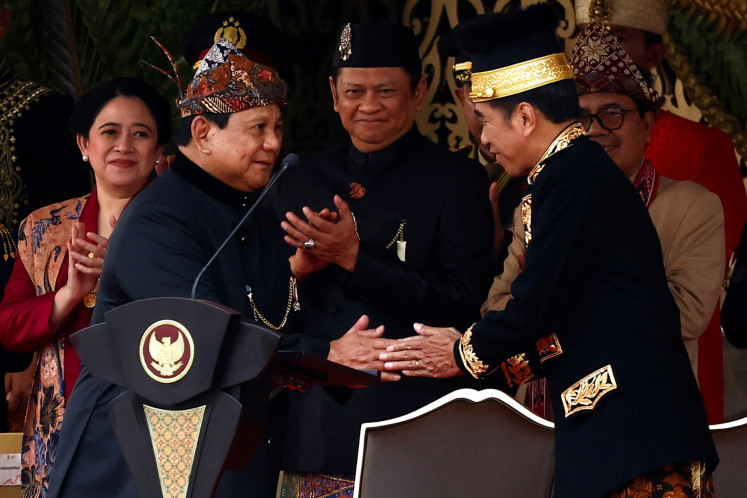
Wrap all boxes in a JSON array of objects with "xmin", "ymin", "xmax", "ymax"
[{"xmin": 579, "ymin": 107, "xmax": 636, "ymax": 132}]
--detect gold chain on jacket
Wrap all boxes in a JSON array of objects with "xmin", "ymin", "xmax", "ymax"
[
  {"xmin": 351, "ymin": 212, "xmax": 406, "ymax": 249},
  {"xmin": 247, "ymin": 276, "xmax": 299, "ymax": 330}
]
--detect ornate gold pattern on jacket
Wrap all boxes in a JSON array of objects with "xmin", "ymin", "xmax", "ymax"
[
  {"xmin": 0, "ymin": 79, "xmax": 49, "ymax": 259},
  {"xmin": 520, "ymin": 194, "xmax": 532, "ymax": 246},
  {"xmin": 144, "ymin": 404, "xmax": 205, "ymax": 498},
  {"xmin": 469, "ymin": 53, "xmax": 573, "ymax": 102},
  {"xmin": 501, "ymin": 353, "xmax": 535, "ymax": 387},
  {"xmin": 537, "ymin": 332, "xmax": 563, "ymax": 362},
  {"xmin": 459, "ymin": 324, "xmax": 488, "ymax": 379},
  {"xmin": 527, "ymin": 122, "xmax": 585, "ymax": 185},
  {"xmin": 561, "ymin": 364, "xmax": 618, "ymax": 417}
]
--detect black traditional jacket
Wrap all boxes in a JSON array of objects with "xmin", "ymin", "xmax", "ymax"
[
  {"xmin": 270, "ymin": 126, "xmax": 495, "ymax": 473},
  {"xmin": 461, "ymin": 130, "xmax": 717, "ymax": 498},
  {"xmin": 49, "ymin": 152, "xmax": 296, "ymax": 497}
]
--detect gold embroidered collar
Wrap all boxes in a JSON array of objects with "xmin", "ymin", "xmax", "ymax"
[
  {"xmin": 527, "ymin": 122, "xmax": 584, "ymax": 185},
  {"xmin": 469, "ymin": 53, "xmax": 573, "ymax": 102}
]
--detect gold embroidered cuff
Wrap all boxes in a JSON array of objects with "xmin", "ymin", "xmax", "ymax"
[
  {"xmin": 469, "ymin": 53, "xmax": 573, "ymax": 102},
  {"xmin": 501, "ymin": 353, "xmax": 535, "ymax": 387},
  {"xmin": 459, "ymin": 325, "xmax": 489, "ymax": 379}
]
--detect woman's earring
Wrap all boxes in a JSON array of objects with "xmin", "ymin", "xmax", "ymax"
[{"xmin": 82, "ymin": 155, "xmax": 89, "ymax": 162}]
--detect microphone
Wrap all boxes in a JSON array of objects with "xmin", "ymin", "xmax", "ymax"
[{"xmin": 190, "ymin": 153, "xmax": 299, "ymax": 300}]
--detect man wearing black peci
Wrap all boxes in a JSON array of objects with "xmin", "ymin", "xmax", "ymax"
[{"xmin": 271, "ymin": 22, "xmax": 494, "ymax": 496}]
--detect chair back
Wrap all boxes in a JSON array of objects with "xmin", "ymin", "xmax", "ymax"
[
  {"xmin": 710, "ymin": 416, "xmax": 747, "ymax": 496},
  {"xmin": 354, "ymin": 388, "xmax": 555, "ymax": 498}
]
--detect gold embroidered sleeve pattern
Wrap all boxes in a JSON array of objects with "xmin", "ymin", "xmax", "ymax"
[{"xmin": 458, "ymin": 325, "xmax": 489, "ymax": 379}]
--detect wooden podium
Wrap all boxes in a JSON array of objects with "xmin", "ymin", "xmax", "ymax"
[{"xmin": 71, "ymin": 297, "xmax": 378, "ymax": 498}]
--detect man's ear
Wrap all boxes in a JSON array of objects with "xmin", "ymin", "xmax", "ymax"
[
  {"xmin": 329, "ymin": 76, "xmax": 339, "ymax": 112},
  {"xmin": 191, "ymin": 116, "xmax": 212, "ymax": 154},
  {"xmin": 413, "ymin": 77, "xmax": 427, "ymax": 111},
  {"xmin": 515, "ymin": 102, "xmax": 537, "ymax": 137}
]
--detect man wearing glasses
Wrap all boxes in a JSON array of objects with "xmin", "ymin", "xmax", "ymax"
[{"xmin": 574, "ymin": 23, "xmax": 725, "ymax": 390}]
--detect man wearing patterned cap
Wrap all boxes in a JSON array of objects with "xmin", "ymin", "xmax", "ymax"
[
  {"xmin": 380, "ymin": 5, "xmax": 716, "ymax": 497},
  {"xmin": 48, "ymin": 38, "xmax": 295, "ymax": 497},
  {"xmin": 573, "ymin": 22, "xmax": 725, "ymax": 399},
  {"xmin": 576, "ymin": 0, "xmax": 747, "ymax": 424},
  {"xmin": 270, "ymin": 22, "xmax": 493, "ymax": 496}
]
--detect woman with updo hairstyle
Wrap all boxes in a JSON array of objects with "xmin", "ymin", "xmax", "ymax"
[{"xmin": 0, "ymin": 76, "xmax": 171, "ymax": 497}]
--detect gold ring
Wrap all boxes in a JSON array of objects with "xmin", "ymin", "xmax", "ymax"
[{"xmin": 88, "ymin": 252, "xmax": 95, "ymax": 259}]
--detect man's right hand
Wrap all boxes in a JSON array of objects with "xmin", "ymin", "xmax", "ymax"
[{"xmin": 328, "ymin": 315, "xmax": 401, "ymax": 381}]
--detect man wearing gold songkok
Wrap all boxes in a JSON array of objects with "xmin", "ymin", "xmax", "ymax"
[
  {"xmin": 576, "ymin": 0, "xmax": 747, "ymax": 424},
  {"xmin": 379, "ymin": 5, "xmax": 717, "ymax": 497}
]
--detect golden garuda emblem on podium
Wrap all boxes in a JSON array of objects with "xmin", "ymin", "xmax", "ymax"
[{"xmin": 139, "ymin": 320, "xmax": 195, "ymax": 383}]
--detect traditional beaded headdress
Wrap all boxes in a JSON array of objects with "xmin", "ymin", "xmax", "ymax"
[
  {"xmin": 146, "ymin": 37, "xmax": 288, "ymax": 118},
  {"xmin": 570, "ymin": 22, "xmax": 662, "ymax": 110}
]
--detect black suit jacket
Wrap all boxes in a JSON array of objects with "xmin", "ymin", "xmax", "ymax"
[{"xmin": 270, "ymin": 126, "xmax": 496, "ymax": 473}]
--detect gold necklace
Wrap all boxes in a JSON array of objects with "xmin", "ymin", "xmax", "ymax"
[{"xmin": 247, "ymin": 276, "xmax": 299, "ymax": 330}]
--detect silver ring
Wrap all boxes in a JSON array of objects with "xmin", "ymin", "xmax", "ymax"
[
  {"xmin": 303, "ymin": 238, "xmax": 316, "ymax": 250},
  {"xmin": 415, "ymin": 360, "xmax": 419, "ymax": 368}
]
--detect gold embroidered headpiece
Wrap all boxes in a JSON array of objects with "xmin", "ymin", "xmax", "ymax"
[
  {"xmin": 146, "ymin": 37, "xmax": 288, "ymax": 118},
  {"xmin": 575, "ymin": 0, "xmax": 666, "ymax": 36},
  {"xmin": 570, "ymin": 22, "xmax": 662, "ymax": 110},
  {"xmin": 456, "ymin": 4, "xmax": 573, "ymax": 102},
  {"xmin": 470, "ymin": 53, "xmax": 573, "ymax": 102}
]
